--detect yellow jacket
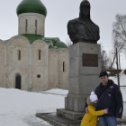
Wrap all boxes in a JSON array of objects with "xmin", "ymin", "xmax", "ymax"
[{"xmin": 80, "ymin": 104, "xmax": 105, "ymax": 126}]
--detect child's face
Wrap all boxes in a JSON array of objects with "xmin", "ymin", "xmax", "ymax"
[
  {"xmin": 92, "ymin": 100, "xmax": 98, "ymax": 107},
  {"xmin": 93, "ymin": 100, "xmax": 98, "ymax": 104}
]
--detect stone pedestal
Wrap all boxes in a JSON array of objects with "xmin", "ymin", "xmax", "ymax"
[
  {"xmin": 36, "ymin": 42, "xmax": 101, "ymax": 126},
  {"xmin": 58, "ymin": 42, "xmax": 101, "ymax": 120}
]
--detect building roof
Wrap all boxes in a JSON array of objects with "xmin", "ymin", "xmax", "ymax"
[
  {"xmin": 22, "ymin": 34, "xmax": 67, "ymax": 48},
  {"xmin": 16, "ymin": 0, "xmax": 47, "ymax": 16}
]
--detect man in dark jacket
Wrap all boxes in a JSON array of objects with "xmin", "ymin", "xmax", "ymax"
[{"xmin": 95, "ymin": 71, "xmax": 123, "ymax": 126}]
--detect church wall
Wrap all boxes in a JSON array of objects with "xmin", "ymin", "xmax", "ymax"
[
  {"xmin": 6, "ymin": 36, "xmax": 31, "ymax": 90},
  {"xmin": 0, "ymin": 37, "xmax": 69, "ymax": 91},
  {"xmin": 57, "ymin": 49, "xmax": 69, "ymax": 89},
  {"xmin": 0, "ymin": 40, "xmax": 6, "ymax": 87},
  {"xmin": 31, "ymin": 40, "xmax": 49, "ymax": 91},
  {"xmin": 48, "ymin": 49, "xmax": 59, "ymax": 88},
  {"xmin": 48, "ymin": 48, "xmax": 69, "ymax": 89},
  {"xmin": 18, "ymin": 13, "xmax": 45, "ymax": 36}
]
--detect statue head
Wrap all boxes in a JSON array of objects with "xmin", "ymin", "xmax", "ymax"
[{"xmin": 79, "ymin": 0, "xmax": 90, "ymax": 19}]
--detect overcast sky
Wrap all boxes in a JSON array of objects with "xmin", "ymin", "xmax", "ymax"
[{"xmin": 0, "ymin": 0, "xmax": 126, "ymax": 53}]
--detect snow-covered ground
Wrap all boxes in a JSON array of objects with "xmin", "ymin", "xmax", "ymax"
[
  {"xmin": 0, "ymin": 72, "xmax": 125, "ymax": 126},
  {"xmin": 0, "ymin": 88, "xmax": 68, "ymax": 126}
]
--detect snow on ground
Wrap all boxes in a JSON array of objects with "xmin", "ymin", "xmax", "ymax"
[
  {"xmin": 0, "ymin": 88, "xmax": 68, "ymax": 126},
  {"xmin": 110, "ymin": 71, "xmax": 126, "ymax": 86},
  {"xmin": 0, "ymin": 73, "xmax": 125, "ymax": 126},
  {"xmin": 45, "ymin": 88, "xmax": 68, "ymax": 96}
]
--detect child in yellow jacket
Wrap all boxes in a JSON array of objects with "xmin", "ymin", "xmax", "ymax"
[{"xmin": 81, "ymin": 91, "xmax": 108, "ymax": 126}]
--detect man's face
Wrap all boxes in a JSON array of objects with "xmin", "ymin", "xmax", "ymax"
[
  {"xmin": 100, "ymin": 76, "xmax": 108, "ymax": 85},
  {"xmin": 80, "ymin": 6, "xmax": 90, "ymax": 17}
]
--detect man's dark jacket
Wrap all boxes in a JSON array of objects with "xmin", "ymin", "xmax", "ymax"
[{"xmin": 95, "ymin": 79, "xmax": 123, "ymax": 118}]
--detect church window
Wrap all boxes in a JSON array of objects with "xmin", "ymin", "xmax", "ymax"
[
  {"xmin": 63, "ymin": 61, "xmax": 65, "ymax": 72},
  {"xmin": 38, "ymin": 49, "xmax": 41, "ymax": 60},
  {"xmin": 25, "ymin": 19, "xmax": 28, "ymax": 33},
  {"xmin": 35, "ymin": 19, "xmax": 37, "ymax": 34},
  {"xmin": 18, "ymin": 50, "xmax": 21, "ymax": 60},
  {"xmin": 37, "ymin": 74, "xmax": 41, "ymax": 78}
]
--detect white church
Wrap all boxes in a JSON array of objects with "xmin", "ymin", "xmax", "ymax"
[{"xmin": 0, "ymin": 0, "xmax": 69, "ymax": 91}]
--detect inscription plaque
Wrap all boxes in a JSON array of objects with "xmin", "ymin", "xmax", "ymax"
[{"xmin": 82, "ymin": 54, "xmax": 98, "ymax": 67}]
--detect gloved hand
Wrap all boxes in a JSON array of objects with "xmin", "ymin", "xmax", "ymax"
[{"xmin": 104, "ymin": 108, "xmax": 108, "ymax": 114}]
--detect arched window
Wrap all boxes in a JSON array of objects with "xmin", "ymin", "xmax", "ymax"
[
  {"xmin": 38, "ymin": 49, "xmax": 41, "ymax": 60},
  {"xmin": 35, "ymin": 19, "xmax": 37, "ymax": 34},
  {"xmin": 25, "ymin": 19, "xmax": 28, "ymax": 33},
  {"xmin": 63, "ymin": 61, "xmax": 65, "ymax": 72},
  {"xmin": 18, "ymin": 50, "xmax": 21, "ymax": 60}
]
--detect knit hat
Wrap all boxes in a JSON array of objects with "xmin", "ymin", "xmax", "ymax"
[
  {"xmin": 89, "ymin": 91, "xmax": 98, "ymax": 102},
  {"xmin": 99, "ymin": 71, "xmax": 108, "ymax": 78}
]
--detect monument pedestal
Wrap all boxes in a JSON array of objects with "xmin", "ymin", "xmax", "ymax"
[
  {"xmin": 36, "ymin": 42, "xmax": 101, "ymax": 126},
  {"xmin": 57, "ymin": 109, "xmax": 84, "ymax": 120}
]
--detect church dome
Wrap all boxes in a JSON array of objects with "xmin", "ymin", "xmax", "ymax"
[{"xmin": 16, "ymin": 0, "xmax": 47, "ymax": 16}]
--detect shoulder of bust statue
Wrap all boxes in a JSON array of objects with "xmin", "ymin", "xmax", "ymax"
[{"xmin": 68, "ymin": 18, "xmax": 80, "ymax": 24}]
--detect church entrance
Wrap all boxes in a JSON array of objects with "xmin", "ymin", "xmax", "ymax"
[{"xmin": 15, "ymin": 74, "xmax": 21, "ymax": 89}]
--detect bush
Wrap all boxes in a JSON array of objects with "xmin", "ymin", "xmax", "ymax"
[
  {"xmin": 124, "ymin": 69, "xmax": 126, "ymax": 75},
  {"xmin": 107, "ymin": 68, "xmax": 122, "ymax": 76}
]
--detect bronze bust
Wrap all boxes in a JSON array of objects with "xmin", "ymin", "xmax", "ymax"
[{"xmin": 67, "ymin": 0, "xmax": 100, "ymax": 44}]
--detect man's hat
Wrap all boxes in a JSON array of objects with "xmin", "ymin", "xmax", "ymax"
[{"xmin": 99, "ymin": 71, "xmax": 108, "ymax": 78}]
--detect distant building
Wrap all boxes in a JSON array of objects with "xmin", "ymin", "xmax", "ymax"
[{"xmin": 0, "ymin": 0, "xmax": 69, "ymax": 91}]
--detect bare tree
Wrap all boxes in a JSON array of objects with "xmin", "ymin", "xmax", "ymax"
[
  {"xmin": 101, "ymin": 50, "xmax": 109, "ymax": 70},
  {"xmin": 111, "ymin": 14, "xmax": 126, "ymax": 68}
]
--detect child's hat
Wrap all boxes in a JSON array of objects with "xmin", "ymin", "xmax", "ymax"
[{"xmin": 89, "ymin": 91, "xmax": 98, "ymax": 102}]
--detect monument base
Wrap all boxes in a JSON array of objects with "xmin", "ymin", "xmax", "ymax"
[
  {"xmin": 36, "ymin": 112, "xmax": 126, "ymax": 126},
  {"xmin": 57, "ymin": 109, "xmax": 84, "ymax": 120},
  {"xmin": 36, "ymin": 112, "xmax": 81, "ymax": 126}
]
